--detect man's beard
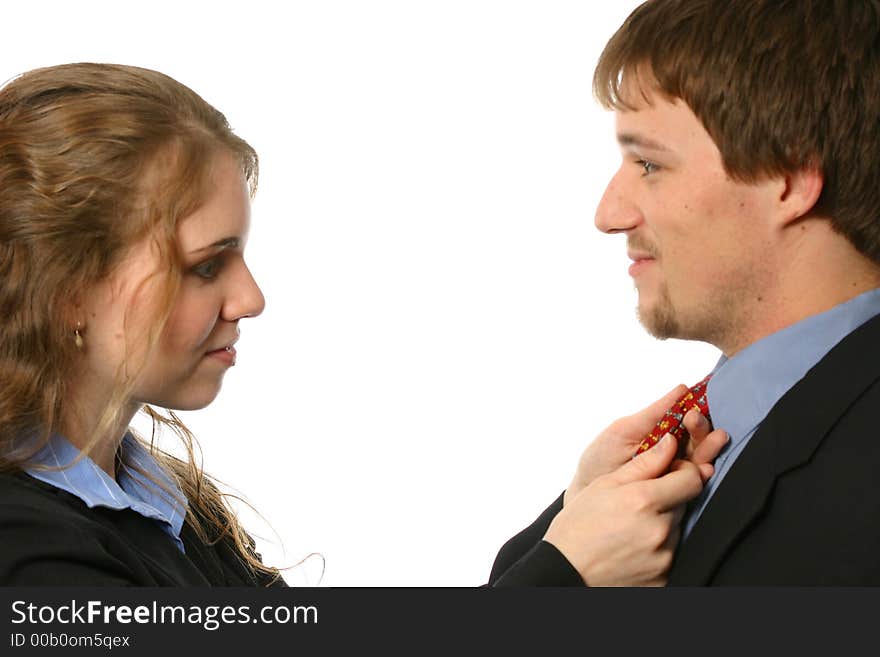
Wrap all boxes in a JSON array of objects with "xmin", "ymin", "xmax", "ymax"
[
  {"xmin": 627, "ymin": 236, "xmax": 738, "ymax": 346},
  {"xmin": 628, "ymin": 236, "xmax": 677, "ymax": 338},
  {"xmin": 636, "ymin": 276, "xmax": 742, "ymax": 349},
  {"xmin": 636, "ymin": 280, "xmax": 680, "ymax": 340}
]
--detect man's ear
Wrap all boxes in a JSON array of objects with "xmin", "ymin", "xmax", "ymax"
[{"xmin": 778, "ymin": 166, "xmax": 824, "ymax": 226}]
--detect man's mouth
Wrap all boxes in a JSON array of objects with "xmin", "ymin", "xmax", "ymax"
[{"xmin": 627, "ymin": 250, "xmax": 656, "ymax": 277}]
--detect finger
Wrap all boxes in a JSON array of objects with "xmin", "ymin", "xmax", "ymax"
[
  {"xmin": 648, "ymin": 510, "xmax": 682, "ymax": 579},
  {"xmin": 657, "ymin": 514, "xmax": 682, "ymax": 573},
  {"xmin": 698, "ymin": 462, "xmax": 715, "ymax": 483},
  {"xmin": 691, "ymin": 429, "xmax": 729, "ymax": 466},
  {"xmin": 626, "ymin": 384, "xmax": 689, "ymax": 435},
  {"xmin": 659, "ymin": 511, "xmax": 683, "ymax": 552},
  {"xmin": 604, "ymin": 433, "xmax": 678, "ymax": 486},
  {"xmin": 668, "ymin": 503, "xmax": 686, "ymax": 527},
  {"xmin": 682, "ymin": 409, "xmax": 711, "ymax": 453},
  {"xmin": 637, "ymin": 459, "xmax": 704, "ymax": 511}
]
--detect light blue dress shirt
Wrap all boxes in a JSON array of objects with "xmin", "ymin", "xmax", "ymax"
[
  {"xmin": 681, "ymin": 287, "xmax": 880, "ymax": 540},
  {"xmin": 23, "ymin": 432, "xmax": 188, "ymax": 553}
]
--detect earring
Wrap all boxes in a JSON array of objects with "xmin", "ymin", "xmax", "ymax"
[{"xmin": 74, "ymin": 322, "xmax": 84, "ymax": 349}]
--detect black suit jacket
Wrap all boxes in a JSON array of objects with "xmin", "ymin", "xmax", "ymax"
[
  {"xmin": 0, "ymin": 471, "xmax": 285, "ymax": 586},
  {"xmin": 490, "ymin": 312, "xmax": 880, "ymax": 586}
]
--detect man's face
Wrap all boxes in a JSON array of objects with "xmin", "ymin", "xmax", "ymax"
[{"xmin": 594, "ymin": 87, "xmax": 781, "ymax": 353}]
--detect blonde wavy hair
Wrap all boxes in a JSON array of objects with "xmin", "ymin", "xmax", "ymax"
[{"xmin": 0, "ymin": 62, "xmax": 280, "ymax": 583}]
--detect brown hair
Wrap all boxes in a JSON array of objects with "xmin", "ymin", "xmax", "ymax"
[
  {"xmin": 0, "ymin": 62, "xmax": 279, "ymax": 583},
  {"xmin": 594, "ymin": 0, "xmax": 880, "ymax": 263}
]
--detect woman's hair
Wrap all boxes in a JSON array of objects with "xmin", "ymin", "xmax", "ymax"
[{"xmin": 0, "ymin": 62, "xmax": 279, "ymax": 582}]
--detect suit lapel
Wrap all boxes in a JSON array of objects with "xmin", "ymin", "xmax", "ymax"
[
  {"xmin": 667, "ymin": 413, "xmax": 776, "ymax": 585},
  {"xmin": 668, "ymin": 313, "xmax": 880, "ymax": 585}
]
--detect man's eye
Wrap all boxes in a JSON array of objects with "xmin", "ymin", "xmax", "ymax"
[
  {"xmin": 191, "ymin": 258, "xmax": 223, "ymax": 279},
  {"xmin": 637, "ymin": 159, "xmax": 659, "ymax": 176}
]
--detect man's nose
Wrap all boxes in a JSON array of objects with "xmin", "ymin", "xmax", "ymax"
[{"xmin": 594, "ymin": 170, "xmax": 642, "ymax": 234}]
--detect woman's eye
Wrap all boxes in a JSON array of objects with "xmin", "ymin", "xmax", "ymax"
[
  {"xmin": 191, "ymin": 258, "xmax": 223, "ymax": 280},
  {"xmin": 637, "ymin": 159, "xmax": 659, "ymax": 176}
]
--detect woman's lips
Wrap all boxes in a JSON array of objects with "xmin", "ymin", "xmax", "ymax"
[{"xmin": 206, "ymin": 346, "xmax": 236, "ymax": 366}]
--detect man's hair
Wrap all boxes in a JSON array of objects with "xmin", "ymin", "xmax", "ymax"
[{"xmin": 594, "ymin": 0, "xmax": 880, "ymax": 263}]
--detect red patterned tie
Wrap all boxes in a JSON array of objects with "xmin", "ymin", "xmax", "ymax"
[{"xmin": 634, "ymin": 375, "xmax": 712, "ymax": 456}]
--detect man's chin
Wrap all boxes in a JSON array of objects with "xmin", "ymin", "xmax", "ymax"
[{"xmin": 636, "ymin": 299, "xmax": 680, "ymax": 340}]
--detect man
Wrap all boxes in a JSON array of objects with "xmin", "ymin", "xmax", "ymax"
[{"xmin": 489, "ymin": 0, "xmax": 880, "ymax": 585}]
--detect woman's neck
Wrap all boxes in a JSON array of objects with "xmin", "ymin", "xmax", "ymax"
[{"xmin": 61, "ymin": 399, "xmax": 139, "ymax": 479}]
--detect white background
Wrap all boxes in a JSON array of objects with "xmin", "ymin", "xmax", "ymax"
[{"xmin": 3, "ymin": 1, "xmax": 718, "ymax": 586}]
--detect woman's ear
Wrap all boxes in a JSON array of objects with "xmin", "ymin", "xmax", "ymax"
[
  {"xmin": 63, "ymin": 294, "xmax": 83, "ymax": 326},
  {"xmin": 62, "ymin": 292, "xmax": 91, "ymax": 340}
]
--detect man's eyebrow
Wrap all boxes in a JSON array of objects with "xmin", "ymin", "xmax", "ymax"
[
  {"xmin": 190, "ymin": 237, "xmax": 241, "ymax": 254},
  {"xmin": 617, "ymin": 133, "xmax": 671, "ymax": 152}
]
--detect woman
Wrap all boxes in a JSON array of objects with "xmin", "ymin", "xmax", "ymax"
[{"xmin": 0, "ymin": 62, "xmax": 284, "ymax": 585}]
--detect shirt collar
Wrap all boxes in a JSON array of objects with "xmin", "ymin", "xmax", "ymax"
[
  {"xmin": 24, "ymin": 432, "xmax": 187, "ymax": 551},
  {"xmin": 706, "ymin": 288, "xmax": 880, "ymax": 449}
]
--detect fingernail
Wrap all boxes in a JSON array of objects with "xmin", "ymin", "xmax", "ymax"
[{"xmin": 659, "ymin": 433, "xmax": 672, "ymax": 447}]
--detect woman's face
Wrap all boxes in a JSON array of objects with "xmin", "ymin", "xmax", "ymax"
[{"xmin": 78, "ymin": 150, "xmax": 265, "ymax": 413}]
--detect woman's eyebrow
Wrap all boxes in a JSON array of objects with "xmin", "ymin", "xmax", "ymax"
[{"xmin": 189, "ymin": 237, "xmax": 241, "ymax": 254}]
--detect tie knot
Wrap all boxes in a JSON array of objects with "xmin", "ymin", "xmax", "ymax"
[
  {"xmin": 676, "ymin": 374, "xmax": 712, "ymax": 417},
  {"xmin": 634, "ymin": 374, "xmax": 713, "ymax": 456}
]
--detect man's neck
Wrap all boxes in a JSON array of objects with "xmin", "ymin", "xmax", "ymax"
[{"xmin": 721, "ymin": 217, "xmax": 880, "ymax": 357}]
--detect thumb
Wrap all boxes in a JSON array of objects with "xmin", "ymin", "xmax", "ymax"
[{"xmin": 604, "ymin": 434, "xmax": 677, "ymax": 486}]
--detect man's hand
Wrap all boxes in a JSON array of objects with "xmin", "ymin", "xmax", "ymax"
[
  {"xmin": 545, "ymin": 434, "xmax": 703, "ymax": 586},
  {"xmin": 564, "ymin": 385, "xmax": 729, "ymax": 505}
]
